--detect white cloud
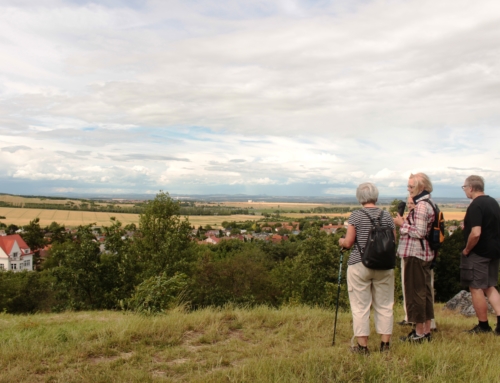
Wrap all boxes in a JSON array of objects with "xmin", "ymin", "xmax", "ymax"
[{"xmin": 1, "ymin": 0, "xmax": 500, "ymax": 197}]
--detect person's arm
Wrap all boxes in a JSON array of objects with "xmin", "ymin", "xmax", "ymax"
[
  {"xmin": 339, "ymin": 224, "xmax": 356, "ymax": 249},
  {"xmin": 399, "ymin": 202, "xmax": 428, "ymax": 239},
  {"xmin": 463, "ymin": 226, "xmax": 481, "ymax": 256}
]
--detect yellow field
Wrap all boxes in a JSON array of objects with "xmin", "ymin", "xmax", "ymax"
[
  {"xmin": 0, "ymin": 208, "xmax": 261, "ymax": 228},
  {"xmin": 0, "ymin": 206, "xmax": 466, "ymax": 228}
]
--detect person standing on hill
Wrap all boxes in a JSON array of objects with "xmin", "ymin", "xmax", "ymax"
[
  {"xmin": 339, "ymin": 182, "xmax": 396, "ymax": 354},
  {"xmin": 461, "ymin": 175, "xmax": 500, "ymax": 335},
  {"xmin": 393, "ymin": 173, "xmax": 436, "ymax": 342}
]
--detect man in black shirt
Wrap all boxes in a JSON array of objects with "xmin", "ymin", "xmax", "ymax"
[{"xmin": 461, "ymin": 175, "xmax": 500, "ymax": 335}]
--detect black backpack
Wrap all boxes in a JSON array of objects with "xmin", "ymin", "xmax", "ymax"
[
  {"xmin": 356, "ymin": 209, "xmax": 396, "ymax": 270},
  {"xmin": 417, "ymin": 199, "xmax": 445, "ymax": 252}
]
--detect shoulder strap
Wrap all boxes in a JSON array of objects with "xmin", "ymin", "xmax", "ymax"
[
  {"xmin": 355, "ymin": 208, "xmax": 381, "ymax": 253},
  {"xmin": 416, "ymin": 199, "xmax": 438, "ymax": 251}
]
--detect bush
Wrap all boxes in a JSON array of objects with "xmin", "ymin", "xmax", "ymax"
[{"xmin": 123, "ymin": 273, "xmax": 189, "ymax": 315}]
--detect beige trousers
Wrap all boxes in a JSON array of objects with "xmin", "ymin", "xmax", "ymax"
[{"xmin": 347, "ymin": 262, "xmax": 394, "ymax": 337}]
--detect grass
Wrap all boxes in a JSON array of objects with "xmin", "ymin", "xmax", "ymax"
[{"xmin": 0, "ymin": 304, "xmax": 498, "ymax": 383}]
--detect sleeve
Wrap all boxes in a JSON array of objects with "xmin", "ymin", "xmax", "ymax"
[
  {"xmin": 382, "ymin": 211, "xmax": 396, "ymax": 229},
  {"xmin": 348, "ymin": 210, "xmax": 360, "ymax": 227},
  {"xmin": 399, "ymin": 202, "xmax": 429, "ymax": 238},
  {"xmin": 467, "ymin": 202, "xmax": 483, "ymax": 228}
]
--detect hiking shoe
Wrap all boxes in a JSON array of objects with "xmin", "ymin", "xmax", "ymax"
[
  {"xmin": 494, "ymin": 327, "xmax": 500, "ymax": 336},
  {"xmin": 350, "ymin": 344, "xmax": 370, "ymax": 355},
  {"xmin": 465, "ymin": 324, "xmax": 492, "ymax": 334},
  {"xmin": 399, "ymin": 329, "xmax": 416, "ymax": 342},
  {"xmin": 400, "ymin": 330, "xmax": 429, "ymax": 343}
]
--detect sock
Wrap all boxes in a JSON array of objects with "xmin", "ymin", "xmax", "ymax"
[
  {"xmin": 496, "ymin": 316, "xmax": 500, "ymax": 328},
  {"xmin": 479, "ymin": 320, "xmax": 490, "ymax": 330},
  {"xmin": 357, "ymin": 343, "xmax": 368, "ymax": 350},
  {"xmin": 380, "ymin": 341, "xmax": 390, "ymax": 347}
]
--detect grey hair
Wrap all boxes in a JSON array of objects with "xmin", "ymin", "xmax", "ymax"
[
  {"xmin": 410, "ymin": 173, "xmax": 433, "ymax": 193},
  {"xmin": 356, "ymin": 182, "xmax": 379, "ymax": 205},
  {"xmin": 465, "ymin": 175, "xmax": 484, "ymax": 192}
]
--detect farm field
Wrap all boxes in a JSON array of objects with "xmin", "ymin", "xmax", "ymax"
[
  {"xmin": 0, "ymin": 206, "xmax": 465, "ymax": 228},
  {"xmin": 0, "ymin": 208, "xmax": 261, "ymax": 228}
]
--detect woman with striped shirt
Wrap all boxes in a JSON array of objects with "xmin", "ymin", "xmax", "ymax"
[{"xmin": 339, "ymin": 182, "xmax": 396, "ymax": 354}]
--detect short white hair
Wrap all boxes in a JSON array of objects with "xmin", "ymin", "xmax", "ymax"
[{"xmin": 356, "ymin": 182, "xmax": 379, "ymax": 205}]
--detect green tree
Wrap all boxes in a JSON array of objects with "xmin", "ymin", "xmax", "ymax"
[
  {"xmin": 133, "ymin": 191, "xmax": 194, "ymax": 278},
  {"xmin": 434, "ymin": 228, "xmax": 464, "ymax": 302},
  {"xmin": 20, "ymin": 218, "xmax": 47, "ymax": 266}
]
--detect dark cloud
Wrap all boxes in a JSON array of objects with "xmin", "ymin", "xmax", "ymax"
[
  {"xmin": 110, "ymin": 154, "xmax": 190, "ymax": 162},
  {"xmin": 1, "ymin": 145, "xmax": 32, "ymax": 153}
]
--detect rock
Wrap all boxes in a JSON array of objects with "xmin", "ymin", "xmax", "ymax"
[{"xmin": 444, "ymin": 290, "xmax": 495, "ymax": 317}]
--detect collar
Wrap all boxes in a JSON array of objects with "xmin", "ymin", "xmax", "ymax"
[{"xmin": 413, "ymin": 190, "xmax": 430, "ymax": 204}]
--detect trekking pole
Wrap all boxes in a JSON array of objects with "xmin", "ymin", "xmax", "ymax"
[{"xmin": 332, "ymin": 247, "xmax": 345, "ymax": 346}]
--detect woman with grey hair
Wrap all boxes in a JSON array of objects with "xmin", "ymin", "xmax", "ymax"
[{"xmin": 339, "ymin": 182, "xmax": 396, "ymax": 354}]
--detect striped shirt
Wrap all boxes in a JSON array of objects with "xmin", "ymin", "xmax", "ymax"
[
  {"xmin": 347, "ymin": 208, "xmax": 395, "ymax": 266},
  {"xmin": 397, "ymin": 194, "xmax": 435, "ymax": 261}
]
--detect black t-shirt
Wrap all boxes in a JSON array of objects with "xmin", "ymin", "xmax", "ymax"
[{"xmin": 463, "ymin": 195, "xmax": 500, "ymax": 259}]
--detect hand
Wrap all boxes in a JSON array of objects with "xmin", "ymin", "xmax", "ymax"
[
  {"xmin": 339, "ymin": 238, "xmax": 345, "ymax": 247},
  {"xmin": 393, "ymin": 213, "xmax": 404, "ymax": 227},
  {"xmin": 462, "ymin": 249, "xmax": 469, "ymax": 257}
]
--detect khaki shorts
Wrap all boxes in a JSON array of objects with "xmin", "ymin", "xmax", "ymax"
[{"xmin": 460, "ymin": 252, "xmax": 500, "ymax": 289}]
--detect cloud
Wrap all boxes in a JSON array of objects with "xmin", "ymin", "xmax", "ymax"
[
  {"xmin": 1, "ymin": 145, "xmax": 31, "ymax": 153},
  {"xmin": 1, "ymin": 0, "xmax": 500, "ymax": 197}
]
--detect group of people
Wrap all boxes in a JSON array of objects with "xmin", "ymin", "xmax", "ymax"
[{"xmin": 338, "ymin": 173, "xmax": 500, "ymax": 354}]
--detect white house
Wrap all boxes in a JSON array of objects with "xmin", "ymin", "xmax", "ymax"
[{"xmin": 0, "ymin": 234, "xmax": 34, "ymax": 272}]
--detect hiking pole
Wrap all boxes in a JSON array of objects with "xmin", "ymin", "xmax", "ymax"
[{"xmin": 332, "ymin": 247, "xmax": 345, "ymax": 346}]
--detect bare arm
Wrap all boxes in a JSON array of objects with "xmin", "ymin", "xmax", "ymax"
[
  {"xmin": 463, "ymin": 226, "xmax": 481, "ymax": 256},
  {"xmin": 339, "ymin": 224, "xmax": 356, "ymax": 249}
]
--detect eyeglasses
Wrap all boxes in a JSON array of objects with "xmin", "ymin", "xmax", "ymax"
[
  {"xmin": 461, "ymin": 185, "xmax": 470, "ymax": 190},
  {"xmin": 407, "ymin": 185, "xmax": 415, "ymax": 189}
]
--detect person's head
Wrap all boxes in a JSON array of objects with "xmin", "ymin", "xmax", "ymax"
[
  {"xmin": 407, "ymin": 173, "xmax": 433, "ymax": 197},
  {"xmin": 462, "ymin": 175, "xmax": 484, "ymax": 198},
  {"xmin": 406, "ymin": 195, "xmax": 415, "ymax": 211},
  {"xmin": 356, "ymin": 182, "xmax": 379, "ymax": 205}
]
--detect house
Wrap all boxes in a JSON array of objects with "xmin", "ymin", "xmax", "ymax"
[
  {"xmin": 0, "ymin": 234, "xmax": 34, "ymax": 272},
  {"xmin": 205, "ymin": 236, "xmax": 221, "ymax": 245},
  {"xmin": 448, "ymin": 225, "xmax": 458, "ymax": 236},
  {"xmin": 320, "ymin": 224, "xmax": 343, "ymax": 235}
]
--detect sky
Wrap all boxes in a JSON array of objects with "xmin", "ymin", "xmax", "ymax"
[{"xmin": 1, "ymin": 0, "xmax": 500, "ymax": 198}]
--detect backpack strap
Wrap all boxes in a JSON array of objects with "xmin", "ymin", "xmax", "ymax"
[
  {"xmin": 415, "ymin": 199, "xmax": 437, "ymax": 251},
  {"xmin": 354, "ymin": 208, "xmax": 381, "ymax": 254}
]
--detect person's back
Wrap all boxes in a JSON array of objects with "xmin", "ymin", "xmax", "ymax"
[{"xmin": 463, "ymin": 195, "xmax": 500, "ymax": 259}]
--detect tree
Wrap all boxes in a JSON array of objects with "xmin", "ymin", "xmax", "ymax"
[
  {"xmin": 133, "ymin": 191, "xmax": 195, "ymax": 278},
  {"xmin": 49, "ymin": 225, "xmax": 107, "ymax": 309},
  {"xmin": 20, "ymin": 218, "xmax": 47, "ymax": 262},
  {"xmin": 434, "ymin": 228, "xmax": 464, "ymax": 302}
]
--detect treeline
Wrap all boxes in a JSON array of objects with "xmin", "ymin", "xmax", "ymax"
[
  {"xmin": 0, "ymin": 192, "xmax": 468, "ymax": 314},
  {"xmin": 1, "ymin": 200, "xmax": 251, "ymax": 216}
]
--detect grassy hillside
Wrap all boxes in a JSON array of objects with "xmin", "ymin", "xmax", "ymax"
[{"xmin": 0, "ymin": 304, "xmax": 497, "ymax": 383}]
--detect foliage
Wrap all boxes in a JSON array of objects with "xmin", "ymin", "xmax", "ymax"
[
  {"xmin": 190, "ymin": 246, "xmax": 280, "ymax": 307},
  {"xmin": 434, "ymin": 228, "xmax": 465, "ymax": 302},
  {"xmin": 124, "ymin": 273, "xmax": 189, "ymax": 314},
  {"xmin": 0, "ymin": 271, "xmax": 56, "ymax": 313},
  {"xmin": 133, "ymin": 191, "xmax": 195, "ymax": 278},
  {"xmin": 273, "ymin": 228, "xmax": 347, "ymax": 308}
]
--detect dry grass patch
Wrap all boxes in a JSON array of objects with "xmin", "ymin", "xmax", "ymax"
[{"xmin": 1, "ymin": 304, "xmax": 499, "ymax": 382}]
